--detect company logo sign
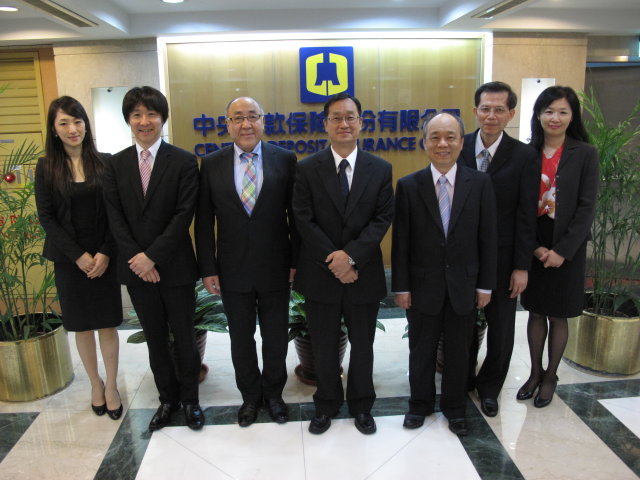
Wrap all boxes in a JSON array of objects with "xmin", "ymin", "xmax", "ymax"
[{"xmin": 299, "ymin": 47, "xmax": 354, "ymax": 103}]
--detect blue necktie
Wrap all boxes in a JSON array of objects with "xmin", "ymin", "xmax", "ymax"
[{"xmin": 438, "ymin": 175, "xmax": 450, "ymax": 237}]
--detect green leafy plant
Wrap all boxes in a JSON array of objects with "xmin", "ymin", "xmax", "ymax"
[
  {"xmin": 0, "ymin": 138, "xmax": 60, "ymax": 341},
  {"xmin": 288, "ymin": 289, "xmax": 385, "ymax": 341},
  {"xmin": 581, "ymin": 90, "xmax": 640, "ymax": 316},
  {"xmin": 126, "ymin": 281, "xmax": 228, "ymax": 343}
]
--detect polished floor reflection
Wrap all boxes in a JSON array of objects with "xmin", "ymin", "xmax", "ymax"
[{"xmin": 0, "ymin": 311, "xmax": 638, "ymax": 480}]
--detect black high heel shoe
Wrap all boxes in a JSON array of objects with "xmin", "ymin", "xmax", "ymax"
[
  {"xmin": 91, "ymin": 381, "xmax": 106, "ymax": 416},
  {"xmin": 516, "ymin": 377, "xmax": 542, "ymax": 400},
  {"xmin": 534, "ymin": 375, "xmax": 558, "ymax": 408},
  {"xmin": 106, "ymin": 391, "xmax": 123, "ymax": 420},
  {"xmin": 92, "ymin": 403, "xmax": 107, "ymax": 416}
]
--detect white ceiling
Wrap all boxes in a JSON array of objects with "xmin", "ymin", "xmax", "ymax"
[{"xmin": 0, "ymin": 0, "xmax": 638, "ymax": 46}]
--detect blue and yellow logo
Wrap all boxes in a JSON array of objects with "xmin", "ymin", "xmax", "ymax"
[{"xmin": 299, "ymin": 47, "xmax": 354, "ymax": 103}]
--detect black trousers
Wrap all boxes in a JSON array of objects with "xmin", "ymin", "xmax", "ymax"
[
  {"xmin": 305, "ymin": 297, "xmax": 379, "ymax": 417},
  {"xmin": 470, "ymin": 246, "xmax": 518, "ymax": 399},
  {"xmin": 127, "ymin": 282, "xmax": 199, "ymax": 405},
  {"xmin": 407, "ymin": 297, "xmax": 474, "ymax": 419},
  {"xmin": 221, "ymin": 289, "xmax": 290, "ymax": 403}
]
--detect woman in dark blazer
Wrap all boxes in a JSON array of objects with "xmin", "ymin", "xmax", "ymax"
[
  {"xmin": 519, "ymin": 86, "xmax": 599, "ymax": 408},
  {"xmin": 35, "ymin": 96, "xmax": 123, "ymax": 419}
]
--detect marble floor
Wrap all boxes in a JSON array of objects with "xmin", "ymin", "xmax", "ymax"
[{"xmin": 0, "ymin": 310, "xmax": 639, "ymax": 480}]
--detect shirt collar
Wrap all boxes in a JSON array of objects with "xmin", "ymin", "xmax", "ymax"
[
  {"xmin": 330, "ymin": 146, "xmax": 358, "ymax": 171},
  {"xmin": 475, "ymin": 130, "xmax": 503, "ymax": 158},
  {"xmin": 234, "ymin": 141, "xmax": 262, "ymax": 160},
  {"xmin": 136, "ymin": 137, "xmax": 162, "ymax": 159},
  {"xmin": 431, "ymin": 163, "xmax": 457, "ymax": 186}
]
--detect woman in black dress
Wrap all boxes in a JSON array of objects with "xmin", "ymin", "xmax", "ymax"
[
  {"xmin": 35, "ymin": 96, "xmax": 123, "ymax": 419},
  {"xmin": 519, "ymin": 86, "xmax": 599, "ymax": 408}
]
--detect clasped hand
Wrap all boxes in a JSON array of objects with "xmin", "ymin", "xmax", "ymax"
[{"xmin": 326, "ymin": 250, "xmax": 358, "ymax": 284}]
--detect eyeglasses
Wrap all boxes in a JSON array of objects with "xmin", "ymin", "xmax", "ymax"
[
  {"xmin": 326, "ymin": 116, "xmax": 361, "ymax": 125},
  {"xmin": 477, "ymin": 106, "xmax": 510, "ymax": 116},
  {"xmin": 227, "ymin": 114, "xmax": 263, "ymax": 125}
]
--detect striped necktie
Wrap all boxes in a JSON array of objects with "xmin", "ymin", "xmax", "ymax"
[{"xmin": 139, "ymin": 149, "xmax": 152, "ymax": 196}]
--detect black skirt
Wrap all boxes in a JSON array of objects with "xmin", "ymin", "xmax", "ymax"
[
  {"xmin": 55, "ymin": 261, "xmax": 122, "ymax": 332},
  {"xmin": 521, "ymin": 215, "xmax": 587, "ymax": 318}
]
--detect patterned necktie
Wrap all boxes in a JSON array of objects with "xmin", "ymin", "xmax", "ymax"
[
  {"xmin": 240, "ymin": 152, "xmax": 258, "ymax": 215},
  {"xmin": 438, "ymin": 175, "xmax": 451, "ymax": 237},
  {"xmin": 139, "ymin": 149, "xmax": 152, "ymax": 196},
  {"xmin": 338, "ymin": 159, "xmax": 350, "ymax": 205},
  {"xmin": 479, "ymin": 149, "xmax": 491, "ymax": 173}
]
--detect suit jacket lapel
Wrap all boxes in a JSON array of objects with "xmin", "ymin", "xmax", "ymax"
[
  {"xmin": 449, "ymin": 166, "xmax": 472, "ymax": 233},
  {"xmin": 344, "ymin": 150, "xmax": 373, "ymax": 219},
  {"xmin": 460, "ymin": 131, "xmax": 478, "ymax": 169},
  {"xmin": 418, "ymin": 165, "xmax": 446, "ymax": 237},
  {"xmin": 488, "ymin": 131, "xmax": 513, "ymax": 174},
  {"xmin": 251, "ymin": 141, "xmax": 273, "ymax": 216},
  {"xmin": 142, "ymin": 141, "xmax": 170, "ymax": 209},
  {"xmin": 126, "ymin": 146, "xmax": 145, "ymax": 206},
  {"xmin": 557, "ymin": 136, "xmax": 578, "ymax": 174},
  {"xmin": 316, "ymin": 149, "xmax": 345, "ymax": 215}
]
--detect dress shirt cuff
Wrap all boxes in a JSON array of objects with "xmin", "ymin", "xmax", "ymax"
[{"xmin": 476, "ymin": 288, "xmax": 492, "ymax": 295}]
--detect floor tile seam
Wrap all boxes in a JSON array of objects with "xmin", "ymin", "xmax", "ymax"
[
  {"xmin": 360, "ymin": 413, "xmax": 442, "ymax": 480},
  {"xmin": 124, "ymin": 366, "xmax": 152, "ymax": 410},
  {"xmin": 155, "ymin": 429, "xmax": 235, "ymax": 479},
  {"xmin": 299, "ymin": 419, "xmax": 309, "ymax": 480}
]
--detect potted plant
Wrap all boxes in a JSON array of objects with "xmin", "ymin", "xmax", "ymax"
[
  {"xmin": 0, "ymin": 134, "xmax": 74, "ymax": 401},
  {"xmin": 563, "ymin": 90, "xmax": 640, "ymax": 375},
  {"xmin": 126, "ymin": 281, "xmax": 228, "ymax": 382},
  {"xmin": 288, "ymin": 289, "xmax": 386, "ymax": 385}
]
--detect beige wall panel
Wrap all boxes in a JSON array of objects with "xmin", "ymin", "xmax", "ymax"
[
  {"xmin": 492, "ymin": 33, "xmax": 588, "ymax": 137},
  {"xmin": 166, "ymin": 38, "xmax": 482, "ymax": 264},
  {"xmin": 54, "ymin": 39, "xmax": 159, "ymax": 128}
]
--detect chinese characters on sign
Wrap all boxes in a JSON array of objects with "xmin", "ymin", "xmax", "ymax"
[{"xmin": 192, "ymin": 108, "xmax": 461, "ymax": 157}]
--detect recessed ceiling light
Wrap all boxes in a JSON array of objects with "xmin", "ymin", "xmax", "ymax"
[
  {"xmin": 0, "ymin": 6, "xmax": 19, "ymax": 12},
  {"xmin": 162, "ymin": 0, "xmax": 184, "ymax": 4}
]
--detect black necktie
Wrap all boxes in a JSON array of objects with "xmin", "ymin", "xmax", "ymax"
[{"xmin": 338, "ymin": 159, "xmax": 350, "ymax": 204}]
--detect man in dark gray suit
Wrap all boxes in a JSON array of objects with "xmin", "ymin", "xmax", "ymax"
[
  {"xmin": 103, "ymin": 86, "xmax": 203, "ymax": 431},
  {"xmin": 457, "ymin": 82, "xmax": 538, "ymax": 418},
  {"xmin": 392, "ymin": 112, "xmax": 497, "ymax": 436},
  {"xmin": 195, "ymin": 97, "xmax": 298, "ymax": 427},
  {"xmin": 293, "ymin": 93, "xmax": 393, "ymax": 435}
]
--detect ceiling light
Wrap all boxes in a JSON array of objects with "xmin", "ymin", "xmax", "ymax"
[
  {"xmin": 162, "ymin": 0, "xmax": 184, "ymax": 3},
  {"xmin": 0, "ymin": 6, "xmax": 19, "ymax": 11}
]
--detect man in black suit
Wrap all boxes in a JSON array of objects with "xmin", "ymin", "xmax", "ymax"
[
  {"xmin": 293, "ymin": 93, "xmax": 393, "ymax": 435},
  {"xmin": 457, "ymin": 82, "xmax": 538, "ymax": 417},
  {"xmin": 195, "ymin": 96, "xmax": 298, "ymax": 427},
  {"xmin": 392, "ymin": 112, "xmax": 497, "ymax": 436},
  {"xmin": 103, "ymin": 86, "xmax": 204, "ymax": 431}
]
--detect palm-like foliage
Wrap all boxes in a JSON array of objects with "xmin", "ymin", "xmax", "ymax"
[{"xmin": 581, "ymin": 90, "xmax": 640, "ymax": 316}]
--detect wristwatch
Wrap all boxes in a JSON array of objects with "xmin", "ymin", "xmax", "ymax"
[{"xmin": 348, "ymin": 256, "xmax": 356, "ymax": 266}]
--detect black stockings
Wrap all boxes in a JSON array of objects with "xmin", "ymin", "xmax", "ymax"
[{"xmin": 522, "ymin": 312, "xmax": 568, "ymax": 399}]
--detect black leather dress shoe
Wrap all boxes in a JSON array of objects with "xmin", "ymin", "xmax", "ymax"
[
  {"xmin": 403, "ymin": 413, "xmax": 425, "ymax": 429},
  {"xmin": 448, "ymin": 418, "xmax": 469, "ymax": 436},
  {"xmin": 266, "ymin": 397, "xmax": 288, "ymax": 424},
  {"xmin": 308, "ymin": 414, "xmax": 331, "ymax": 434},
  {"xmin": 184, "ymin": 403, "xmax": 204, "ymax": 430},
  {"xmin": 480, "ymin": 397, "xmax": 499, "ymax": 417},
  {"xmin": 238, "ymin": 401, "xmax": 260, "ymax": 427},
  {"xmin": 354, "ymin": 413, "xmax": 377, "ymax": 434},
  {"xmin": 149, "ymin": 402, "xmax": 180, "ymax": 431}
]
